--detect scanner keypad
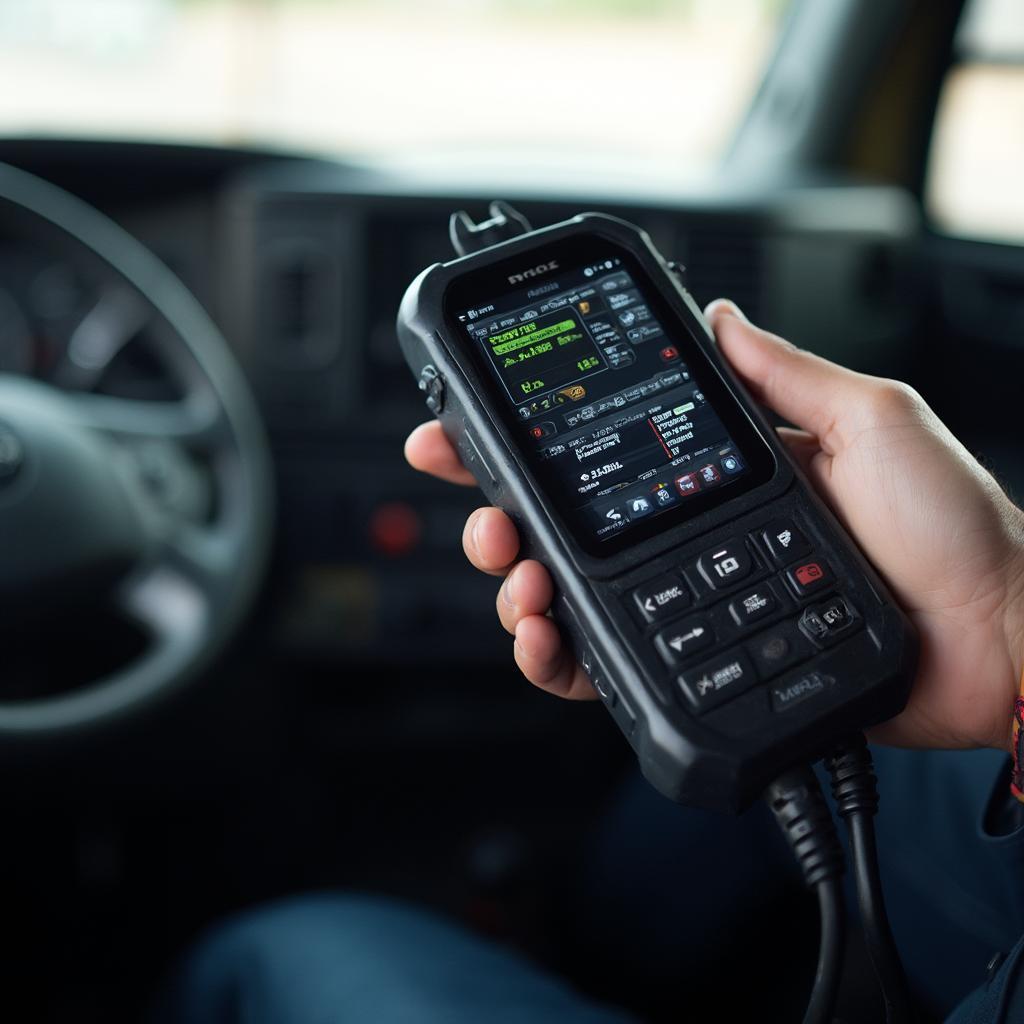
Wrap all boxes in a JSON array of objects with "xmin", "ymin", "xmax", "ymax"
[
  {"xmin": 632, "ymin": 574, "xmax": 691, "ymax": 624},
  {"xmin": 622, "ymin": 516, "xmax": 862, "ymax": 715}
]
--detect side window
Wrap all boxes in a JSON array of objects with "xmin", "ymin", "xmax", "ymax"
[{"xmin": 925, "ymin": 0, "xmax": 1024, "ymax": 242}]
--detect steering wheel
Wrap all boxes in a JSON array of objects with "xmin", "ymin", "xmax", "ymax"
[{"xmin": 0, "ymin": 162, "xmax": 272, "ymax": 735}]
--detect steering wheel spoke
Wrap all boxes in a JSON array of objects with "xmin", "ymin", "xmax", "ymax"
[
  {"xmin": 117, "ymin": 565, "xmax": 209, "ymax": 648},
  {"xmin": 53, "ymin": 285, "xmax": 152, "ymax": 391},
  {"xmin": 159, "ymin": 521, "xmax": 236, "ymax": 591},
  {"xmin": 64, "ymin": 389, "xmax": 230, "ymax": 449}
]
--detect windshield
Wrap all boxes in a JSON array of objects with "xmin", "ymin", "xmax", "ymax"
[{"xmin": 0, "ymin": 0, "xmax": 785, "ymax": 178}]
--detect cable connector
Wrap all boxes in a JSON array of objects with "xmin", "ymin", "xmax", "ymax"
[
  {"xmin": 766, "ymin": 766, "xmax": 846, "ymax": 1024},
  {"xmin": 827, "ymin": 732, "xmax": 880, "ymax": 818},
  {"xmin": 826, "ymin": 734, "xmax": 913, "ymax": 1024},
  {"xmin": 766, "ymin": 766, "xmax": 845, "ymax": 888}
]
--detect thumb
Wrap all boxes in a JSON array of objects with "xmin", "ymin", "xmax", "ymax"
[{"xmin": 704, "ymin": 299, "xmax": 871, "ymax": 453}]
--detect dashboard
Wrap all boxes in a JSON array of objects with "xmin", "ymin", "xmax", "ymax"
[
  {"xmin": 0, "ymin": 142, "xmax": 924, "ymax": 681},
  {"xmin": 2, "ymin": 140, "xmax": 1000, "ymax": 1024},
  {"xmin": 220, "ymin": 160, "xmax": 921, "ymax": 674}
]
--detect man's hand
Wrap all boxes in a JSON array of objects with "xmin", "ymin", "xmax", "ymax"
[{"xmin": 405, "ymin": 301, "xmax": 1024, "ymax": 750}]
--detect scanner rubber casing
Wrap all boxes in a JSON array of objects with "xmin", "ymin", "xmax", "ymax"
[{"xmin": 397, "ymin": 212, "xmax": 916, "ymax": 812}]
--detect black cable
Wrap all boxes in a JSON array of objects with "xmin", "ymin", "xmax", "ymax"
[
  {"xmin": 766, "ymin": 767, "xmax": 846, "ymax": 1024},
  {"xmin": 827, "ymin": 734, "xmax": 913, "ymax": 1024},
  {"xmin": 809, "ymin": 878, "xmax": 846, "ymax": 1024}
]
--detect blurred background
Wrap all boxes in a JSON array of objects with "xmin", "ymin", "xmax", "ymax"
[
  {"xmin": 0, "ymin": 1, "xmax": 1022, "ymax": 1022},
  {"xmin": 0, "ymin": 0, "xmax": 779, "ymax": 170},
  {"xmin": 0, "ymin": 0, "xmax": 1021, "ymax": 237}
]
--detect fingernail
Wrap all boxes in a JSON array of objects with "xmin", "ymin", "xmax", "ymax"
[
  {"xmin": 469, "ymin": 510, "xmax": 482, "ymax": 554},
  {"xmin": 501, "ymin": 568, "xmax": 518, "ymax": 608},
  {"xmin": 704, "ymin": 298, "xmax": 749, "ymax": 323}
]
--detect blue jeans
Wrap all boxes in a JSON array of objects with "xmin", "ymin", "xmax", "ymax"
[{"xmin": 155, "ymin": 748, "xmax": 1024, "ymax": 1023}]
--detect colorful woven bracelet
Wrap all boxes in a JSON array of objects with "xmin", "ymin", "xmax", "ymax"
[{"xmin": 1012, "ymin": 669, "xmax": 1024, "ymax": 802}]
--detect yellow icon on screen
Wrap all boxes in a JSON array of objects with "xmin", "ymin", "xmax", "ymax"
[{"xmin": 578, "ymin": 300, "xmax": 591, "ymax": 315}]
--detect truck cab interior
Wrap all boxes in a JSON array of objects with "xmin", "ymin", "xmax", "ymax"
[{"xmin": 0, "ymin": 0, "xmax": 1022, "ymax": 1021}]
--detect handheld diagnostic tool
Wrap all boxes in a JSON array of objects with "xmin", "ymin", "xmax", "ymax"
[{"xmin": 398, "ymin": 207, "xmax": 916, "ymax": 812}]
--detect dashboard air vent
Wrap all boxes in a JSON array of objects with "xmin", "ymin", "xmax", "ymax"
[{"xmin": 682, "ymin": 228, "xmax": 763, "ymax": 323}]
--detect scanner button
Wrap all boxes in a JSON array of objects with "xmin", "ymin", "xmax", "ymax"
[
  {"xmin": 418, "ymin": 365, "xmax": 445, "ymax": 415},
  {"xmin": 696, "ymin": 541, "xmax": 753, "ymax": 589},
  {"xmin": 799, "ymin": 596, "xmax": 859, "ymax": 647},
  {"xmin": 678, "ymin": 653, "xmax": 757, "ymax": 714},
  {"xmin": 760, "ymin": 519, "xmax": 810, "ymax": 565},
  {"xmin": 729, "ymin": 586, "xmax": 777, "ymax": 627},
  {"xmin": 747, "ymin": 622, "xmax": 814, "ymax": 680},
  {"xmin": 655, "ymin": 616, "xmax": 714, "ymax": 665},
  {"xmin": 632, "ymin": 575, "xmax": 691, "ymax": 623},
  {"xmin": 784, "ymin": 559, "xmax": 834, "ymax": 597}
]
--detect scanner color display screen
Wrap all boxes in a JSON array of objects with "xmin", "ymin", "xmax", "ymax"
[{"xmin": 449, "ymin": 237, "xmax": 770, "ymax": 554}]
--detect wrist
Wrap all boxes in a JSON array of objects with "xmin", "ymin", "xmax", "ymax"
[{"xmin": 1002, "ymin": 521, "xmax": 1024, "ymax": 755}]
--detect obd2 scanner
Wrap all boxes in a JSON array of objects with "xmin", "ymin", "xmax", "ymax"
[{"xmin": 398, "ymin": 205, "xmax": 918, "ymax": 1023}]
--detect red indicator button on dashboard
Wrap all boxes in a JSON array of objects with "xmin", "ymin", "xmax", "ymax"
[{"xmin": 369, "ymin": 502, "xmax": 422, "ymax": 557}]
